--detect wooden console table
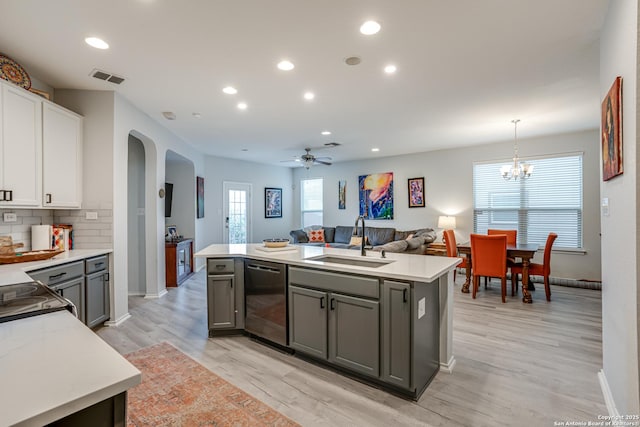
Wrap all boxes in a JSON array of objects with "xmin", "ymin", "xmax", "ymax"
[{"xmin": 165, "ymin": 238, "xmax": 194, "ymax": 287}]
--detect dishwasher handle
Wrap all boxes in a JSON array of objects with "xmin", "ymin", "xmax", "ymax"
[{"xmin": 246, "ymin": 264, "xmax": 282, "ymax": 274}]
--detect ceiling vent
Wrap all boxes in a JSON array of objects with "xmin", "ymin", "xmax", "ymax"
[
  {"xmin": 89, "ymin": 68, "xmax": 125, "ymax": 85},
  {"xmin": 324, "ymin": 142, "xmax": 341, "ymax": 147}
]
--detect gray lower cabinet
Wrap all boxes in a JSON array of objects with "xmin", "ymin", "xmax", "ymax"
[
  {"xmin": 289, "ymin": 285, "xmax": 328, "ymax": 358},
  {"xmin": 207, "ymin": 274, "xmax": 235, "ymax": 329},
  {"xmin": 51, "ymin": 277, "xmax": 85, "ymax": 323},
  {"xmin": 206, "ymin": 258, "xmax": 244, "ymax": 332},
  {"xmin": 382, "ymin": 280, "xmax": 411, "ymax": 388},
  {"xmin": 329, "ymin": 293, "xmax": 379, "ymax": 377},
  {"xmin": 288, "ymin": 283, "xmax": 380, "ymax": 379},
  {"xmin": 85, "ymin": 255, "xmax": 109, "ymax": 328}
]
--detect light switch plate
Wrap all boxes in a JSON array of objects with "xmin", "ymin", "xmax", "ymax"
[
  {"xmin": 86, "ymin": 211, "xmax": 98, "ymax": 220},
  {"xmin": 601, "ymin": 197, "xmax": 610, "ymax": 216},
  {"xmin": 3, "ymin": 213, "xmax": 17, "ymax": 222}
]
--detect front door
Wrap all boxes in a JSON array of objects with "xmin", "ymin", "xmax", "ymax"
[{"xmin": 223, "ymin": 182, "xmax": 252, "ymax": 244}]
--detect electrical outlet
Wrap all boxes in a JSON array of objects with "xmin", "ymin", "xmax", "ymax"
[
  {"xmin": 86, "ymin": 211, "xmax": 98, "ymax": 220},
  {"xmin": 3, "ymin": 213, "xmax": 17, "ymax": 222}
]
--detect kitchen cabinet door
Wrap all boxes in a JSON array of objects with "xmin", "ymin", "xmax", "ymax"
[
  {"xmin": 0, "ymin": 82, "xmax": 42, "ymax": 207},
  {"xmin": 288, "ymin": 285, "xmax": 328, "ymax": 359},
  {"xmin": 86, "ymin": 271, "xmax": 109, "ymax": 328},
  {"xmin": 53, "ymin": 277, "xmax": 85, "ymax": 324},
  {"xmin": 328, "ymin": 292, "xmax": 380, "ymax": 378},
  {"xmin": 207, "ymin": 274, "xmax": 235, "ymax": 329},
  {"xmin": 382, "ymin": 280, "xmax": 411, "ymax": 389},
  {"xmin": 42, "ymin": 102, "xmax": 82, "ymax": 208}
]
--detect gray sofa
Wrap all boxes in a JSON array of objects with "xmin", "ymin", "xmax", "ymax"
[{"xmin": 289, "ymin": 225, "xmax": 437, "ymax": 255}]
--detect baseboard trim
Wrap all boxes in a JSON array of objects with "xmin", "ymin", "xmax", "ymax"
[
  {"xmin": 144, "ymin": 289, "xmax": 168, "ymax": 299},
  {"xmin": 440, "ymin": 356, "xmax": 456, "ymax": 373},
  {"xmin": 598, "ymin": 369, "xmax": 620, "ymax": 417},
  {"xmin": 104, "ymin": 312, "xmax": 131, "ymax": 327}
]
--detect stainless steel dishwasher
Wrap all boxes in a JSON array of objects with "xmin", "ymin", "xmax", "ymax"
[{"xmin": 244, "ymin": 259, "xmax": 287, "ymax": 346}]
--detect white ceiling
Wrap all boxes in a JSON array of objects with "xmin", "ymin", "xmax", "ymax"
[{"xmin": 1, "ymin": 0, "xmax": 609, "ymax": 166}]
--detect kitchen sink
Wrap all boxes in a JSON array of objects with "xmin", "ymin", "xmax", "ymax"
[{"xmin": 305, "ymin": 255, "xmax": 394, "ymax": 268}]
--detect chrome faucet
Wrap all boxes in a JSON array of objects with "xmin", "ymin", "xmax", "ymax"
[{"xmin": 354, "ymin": 215, "xmax": 366, "ymax": 256}]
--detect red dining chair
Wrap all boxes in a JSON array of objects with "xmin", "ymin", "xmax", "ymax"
[
  {"xmin": 470, "ymin": 234, "xmax": 508, "ymax": 303},
  {"xmin": 511, "ymin": 233, "xmax": 558, "ymax": 302},
  {"xmin": 488, "ymin": 229, "xmax": 517, "ymax": 245},
  {"xmin": 484, "ymin": 229, "xmax": 517, "ymax": 289},
  {"xmin": 444, "ymin": 229, "xmax": 467, "ymax": 282}
]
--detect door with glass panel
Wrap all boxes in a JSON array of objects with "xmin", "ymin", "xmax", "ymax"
[{"xmin": 223, "ymin": 182, "xmax": 252, "ymax": 244}]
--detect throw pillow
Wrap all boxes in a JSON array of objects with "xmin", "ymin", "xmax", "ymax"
[
  {"xmin": 349, "ymin": 236, "xmax": 363, "ymax": 246},
  {"xmin": 308, "ymin": 229, "xmax": 325, "ymax": 242}
]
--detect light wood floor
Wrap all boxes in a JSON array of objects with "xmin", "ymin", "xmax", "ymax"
[{"xmin": 98, "ymin": 270, "xmax": 606, "ymax": 427}]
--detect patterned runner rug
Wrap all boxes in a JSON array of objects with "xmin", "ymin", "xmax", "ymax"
[{"xmin": 124, "ymin": 342, "xmax": 299, "ymax": 427}]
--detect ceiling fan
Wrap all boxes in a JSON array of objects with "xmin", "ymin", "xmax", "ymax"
[{"xmin": 283, "ymin": 147, "xmax": 333, "ymax": 169}]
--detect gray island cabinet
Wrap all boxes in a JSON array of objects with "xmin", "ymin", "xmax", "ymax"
[{"xmin": 196, "ymin": 244, "xmax": 459, "ymax": 400}]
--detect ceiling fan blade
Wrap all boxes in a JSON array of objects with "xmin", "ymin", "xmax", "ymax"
[
  {"xmin": 314, "ymin": 160, "xmax": 332, "ymax": 166},
  {"xmin": 315, "ymin": 156, "xmax": 332, "ymax": 161}
]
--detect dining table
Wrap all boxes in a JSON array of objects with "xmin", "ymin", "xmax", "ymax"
[{"xmin": 457, "ymin": 243, "xmax": 539, "ymax": 303}]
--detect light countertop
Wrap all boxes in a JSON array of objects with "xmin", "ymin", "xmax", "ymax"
[
  {"xmin": 195, "ymin": 244, "xmax": 460, "ymax": 283},
  {"xmin": 0, "ymin": 249, "xmax": 113, "ymax": 286},
  {"xmin": 0, "ymin": 310, "xmax": 141, "ymax": 427}
]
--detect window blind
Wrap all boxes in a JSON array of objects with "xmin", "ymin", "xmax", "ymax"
[{"xmin": 473, "ymin": 154, "xmax": 583, "ymax": 249}]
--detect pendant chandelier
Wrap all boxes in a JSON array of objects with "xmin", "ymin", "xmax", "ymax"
[{"xmin": 500, "ymin": 119, "xmax": 533, "ymax": 181}]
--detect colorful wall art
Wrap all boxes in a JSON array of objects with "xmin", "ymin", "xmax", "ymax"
[
  {"xmin": 265, "ymin": 187, "xmax": 282, "ymax": 218},
  {"xmin": 338, "ymin": 180, "xmax": 346, "ymax": 209},
  {"xmin": 602, "ymin": 76, "xmax": 623, "ymax": 181},
  {"xmin": 359, "ymin": 172, "xmax": 394, "ymax": 219},
  {"xmin": 408, "ymin": 177, "xmax": 425, "ymax": 208}
]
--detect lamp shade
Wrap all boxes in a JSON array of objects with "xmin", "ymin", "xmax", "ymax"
[{"xmin": 437, "ymin": 215, "xmax": 456, "ymax": 229}]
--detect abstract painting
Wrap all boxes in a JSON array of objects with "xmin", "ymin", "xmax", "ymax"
[
  {"xmin": 196, "ymin": 176, "xmax": 205, "ymax": 218},
  {"xmin": 359, "ymin": 172, "xmax": 394, "ymax": 219},
  {"xmin": 338, "ymin": 180, "xmax": 346, "ymax": 209},
  {"xmin": 408, "ymin": 177, "xmax": 425, "ymax": 208},
  {"xmin": 602, "ymin": 76, "xmax": 623, "ymax": 181},
  {"xmin": 265, "ymin": 187, "xmax": 282, "ymax": 218}
]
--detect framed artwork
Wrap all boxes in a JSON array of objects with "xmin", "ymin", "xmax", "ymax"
[
  {"xmin": 166, "ymin": 225, "xmax": 178, "ymax": 238},
  {"xmin": 602, "ymin": 76, "xmax": 623, "ymax": 181},
  {"xmin": 265, "ymin": 187, "xmax": 282, "ymax": 218},
  {"xmin": 408, "ymin": 177, "xmax": 425, "ymax": 208},
  {"xmin": 196, "ymin": 176, "xmax": 205, "ymax": 218},
  {"xmin": 358, "ymin": 172, "xmax": 394, "ymax": 219},
  {"xmin": 338, "ymin": 180, "xmax": 346, "ymax": 210}
]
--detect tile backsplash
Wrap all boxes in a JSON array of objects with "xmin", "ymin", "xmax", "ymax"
[{"xmin": 0, "ymin": 208, "xmax": 113, "ymax": 251}]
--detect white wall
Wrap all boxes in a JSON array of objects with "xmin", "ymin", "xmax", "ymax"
[
  {"xmin": 165, "ymin": 151, "xmax": 195, "ymax": 240},
  {"xmin": 202, "ymin": 156, "xmax": 294, "ymax": 245},
  {"xmin": 293, "ymin": 129, "xmax": 601, "ymax": 281},
  {"xmin": 599, "ymin": 0, "xmax": 639, "ymax": 415},
  {"xmin": 127, "ymin": 136, "xmax": 146, "ymax": 296}
]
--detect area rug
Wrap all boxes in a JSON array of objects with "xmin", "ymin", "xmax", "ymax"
[{"xmin": 124, "ymin": 342, "xmax": 300, "ymax": 427}]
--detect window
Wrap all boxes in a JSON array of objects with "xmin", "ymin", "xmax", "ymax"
[
  {"xmin": 301, "ymin": 178, "xmax": 323, "ymax": 228},
  {"xmin": 473, "ymin": 154, "xmax": 583, "ymax": 249}
]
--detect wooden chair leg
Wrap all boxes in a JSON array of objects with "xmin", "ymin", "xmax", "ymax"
[
  {"xmin": 511, "ymin": 273, "xmax": 517, "ymax": 296},
  {"xmin": 544, "ymin": 276, "xmax": 551, "ymax": 301},
  {"xmin": 501, "ymin": 277, "xmax": 506, "ymax": 303},
  {"xmin": 454, "ymin": 269, "xmax": 457, "ymax": 282},
  {"xmin": 472, "ymin": 275, "xmax": 478, "ymax": 299},
  {"xmin": 484, "ymin": 276, "xmax": 488, "ymax": 289}
]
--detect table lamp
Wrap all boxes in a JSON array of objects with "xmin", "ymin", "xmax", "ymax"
[{"xmin": 437, "ymin": 215, "xmax": 456, "ymax": 243}]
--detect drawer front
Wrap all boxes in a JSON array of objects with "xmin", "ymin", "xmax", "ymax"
[
  {"xmin": 207, "ymin": 258, "xmax": 235, "ymax": 274},
  {"xmin": 86, "ymin": 255, "xmax": 108, "ymax": 274},
  {"xmin": 289, "ymin": 266, "xmax": 379, "ymax": 299},
  {"xmin": 29, "ymin": 261, "xmax": 84, "ymax": 286}
]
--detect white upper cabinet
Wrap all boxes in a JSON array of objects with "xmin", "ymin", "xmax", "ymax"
[
  {"xmin": 42, "ymin": 102, "xmax": 83, "ymax": 208},
  {"xmin": 0, "ymin": 82, "xmax": 42, "ymax": 207}
]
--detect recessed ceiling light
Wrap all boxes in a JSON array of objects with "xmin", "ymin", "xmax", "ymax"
[
  {"xmin": 360, "ymin": 21, "xmax": 381, "ymax": 35},
  {"xmin": 344, "ymin": 56, "xmax": 362, "ymax": 66},
  {"xmin": 241, "ymin": 148, "xmax": 249, "ymax": 152},
  {"xmin": 277, "ymin": 60, "xmax": 295, "ymax": 71},
  {"xmin": 222, "ymin": 86, "xmax": 237, "ymax": 95},
  {"xmin": 304, "ymin": 92, "xmax": 315, "ymax": 100},
  {"xmin": 192, "ymin": 112, "xmax": 202, "ymax": 118},
  {"xmin": 237, "ymin": 102, "xmax": 248, "ymax": 110},
  {"xmin": 384, "ymin": 64, "xmax": 397, "ymax": 74},
  {"xmin": 321, "ymin": 131, "xmax": 331, "ymax": 135},
  {"xmin": 371, "ymin": 148, "xmax": 380, "ymax": 152},
  {"xmin": 85, "ymin": 37, "xmax": 109, "ymax": 50}
]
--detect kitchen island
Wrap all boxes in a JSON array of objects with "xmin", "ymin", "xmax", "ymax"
[{"xmin": 195, "ymin": 243, "xmax": 460, "ymax": 399}]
